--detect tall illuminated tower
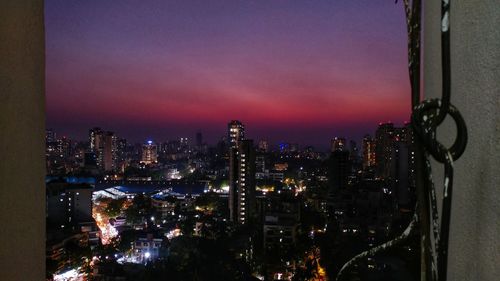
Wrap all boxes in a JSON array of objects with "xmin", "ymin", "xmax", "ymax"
[
  {"xmin": 89, "ymin": 127, "xmax": 104, "ymax": 169},
  {"xmin": 89, "ymin": 127, "xmax": 103, "ymax": 152},
  {"xmin": 141, "ymin": 140, "xmax": 158, "ymax": 164},
  {"xmin": 103, "ymin": 132, "xmax": 117, "ymax": 172},
  {"xmin": 228, "ymin": 120, "xmax": 245, "ymax": 149},
  {"xmin": 375, "ymin": 122, "xmax": 395, "ymax": 179},
  {"xmin": 391, "ymin": 123, "xmax": 416, "ymax": 209},
  {"xmin": 362, "ymin": 134, "xmax": 376, "ymax": 169},
  {"xmin": 229, "ymin": 139, "xmax": 256, "ymax": 225}
]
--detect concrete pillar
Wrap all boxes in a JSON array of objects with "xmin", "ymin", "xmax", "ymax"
[
  {"xmin": 423, "ymin": 1, "xmax": 499, "ymax": 280},
  {"xmin": 0, "ymin": 1, "xmax": 45, "ymax": 280}
]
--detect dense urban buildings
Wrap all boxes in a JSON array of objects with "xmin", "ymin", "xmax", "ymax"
[
  {"xmin": 26, "ymin": 0, "xmax": 497, "ymax": 280},
  {"xmin": 44, "ymin": 120, "xmax": 418, "ymax": 281}
]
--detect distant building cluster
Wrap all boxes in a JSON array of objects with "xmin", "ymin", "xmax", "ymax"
[{"xmin": 45, "ymin": 120, "xmax": 418, "ymax": 280}]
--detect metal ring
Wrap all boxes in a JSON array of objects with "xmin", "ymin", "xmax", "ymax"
[{"xmin": 411, "ymin": 98, "xmax": 468, "ymax": 163}]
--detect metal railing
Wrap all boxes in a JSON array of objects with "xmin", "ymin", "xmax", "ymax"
[{"xmin": 336, "ymin": 1, "xmax": 468, "ymax": 280}]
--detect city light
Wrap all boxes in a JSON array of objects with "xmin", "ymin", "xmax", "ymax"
[
  {"xmin": 32, "ymin": 0, "xmax": 466, "ymax": 278},
  {"xmin": 93, "ymin": 205, "xmax": 118, "ymax": 245},
  {"xmin": 53, "ymin": 268, "xmax": 84, "ymax": 281},
  {"xmin": 166, "ymin": 228, "xmax": 182, "ymax": 240}
]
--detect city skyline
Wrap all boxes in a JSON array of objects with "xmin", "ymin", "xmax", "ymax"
[
  {"xmin": 47, "ymin": 119, "xmax": 409, "ymax": 152},
  {"xmin": 46, "ymin": 0, "xmax": 411, "ymax": 149}
]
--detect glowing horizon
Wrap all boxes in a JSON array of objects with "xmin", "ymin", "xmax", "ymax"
[{"xmin": 45, "ymin": 0, "xmax": 411, "ymax": 148}]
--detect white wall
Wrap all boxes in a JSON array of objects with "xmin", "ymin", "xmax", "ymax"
[{"xmin": 423, "ymin": 1, "xmax": 500, "ymax": 280}]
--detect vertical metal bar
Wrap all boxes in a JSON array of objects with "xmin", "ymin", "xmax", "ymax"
[
  {"xmin": 438, "ymin": 156, "xmax": 454, "ymax": 281},
  {"xmin": 405, "ymin": 1, "xmax": 433, "ymax": 279},
  {"xmin": 415, "ymin": 142, "xmax": 434, "ymax": 281}
]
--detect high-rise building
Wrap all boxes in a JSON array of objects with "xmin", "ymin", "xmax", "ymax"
[
  {"xmin": 46, "ymin": 129, "xmax": 56, "ymax": 143},
  {"xmin": 391, "ymin": 122, "xmax": 416, "ymax": 209},
  {"xmin": 89, "ymin": 128, "xmax": 119, "ymax": 171},
  {"xmin": 375, "ymin": 123, "xmax": 395, "ymax": 179},
  {"xmin": 141, "ymin": 140, "xmax": 158, "ymax": 164},
  {"xmin": 56, "ymin": 136, "xmax": 71, "ymax": 158},
  {"xmin": 256, "ymin": 155, "xmax": 266, "ymax": 173},
  {"xmin": 362, "ymin": 134, "xmax": 376, "ymax": 169},
  {"xmin": 89, "ymin": 127, "xmax": 104, "ymax": 168},
  {"xmin": 263, "ymin": 193, "xmax": 300, "ymax": 251},
  {"xmin": 84, "ymin": 152, "xmax": 97, "ymax": 168},
  {"xmin": 46, "ymin": 182, "xmax": 93, "ymax": 228},
  {"xmin": 349, "ymin": 140, "xmax": 361, "ymax": 169},
  {"xmin": 102, "ymin": 132, "xmax": 117, "ymax": 172},
  {"xmin": 258, "ymin": 140, "xmax": 269, "ymax": 152},
  {"xmin": 404, "ymin": 122, "xmax": 416, "ymax": 195},
  {"xmin": 89, "ymin": 127, "xmax": 103, "ymax": 152},
  {"xmin": 255, "ymin": 154, "xmax": 267, "ymax": 179},
  {"xmin": 117, "ymin": 138, "xmax": 127, "ymax": 162},
  {"xmin": 331, "ymin": 137, "xmax": 346, "ymax": 152},
  {"xmin": 228, "ymin": 120, "xmax": 245, "ymax": 149},
  {"xmin": 229, "ymin": 139, "xmax": 256, "ymax": 225},
  {"xmin": 391, "ymin": 139, "xmax": 411, "ymax": 209},
  {"xmin": 328, "ymin": 150, "xmax": 351, "ymax": 192}
]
